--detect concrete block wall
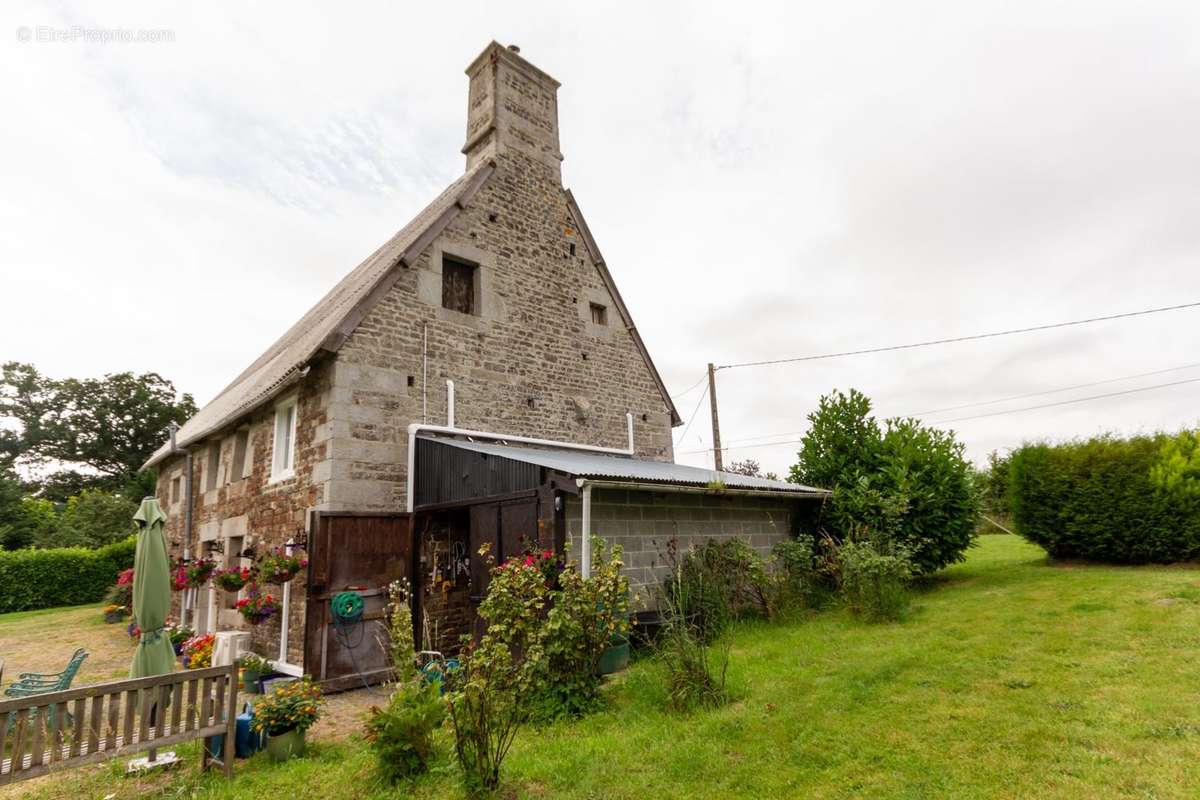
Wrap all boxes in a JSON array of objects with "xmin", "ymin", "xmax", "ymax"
[{"xmin": 565, "ymin": 488, "xmax": 797, "ymax": 608}]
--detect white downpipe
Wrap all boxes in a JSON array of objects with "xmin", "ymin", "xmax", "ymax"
[
  {"xmin": 580, "ymin": 481, "xmax": 593, "ymax": 578},
  {"xmin": 269, "ymin": 536, "xmax": 303, "ymax": 677},
  {"xmin": 626, "ymin": 412, "xmax": 634, "ymax": 453},
  {"xmin": 446, "ymin": 380, "xmax": 455, "ymax": 429},
  {"xmin": 405, "ymin": 420, "xmax": 635, "ymax": 514},
  {"xmin": 279, "ymin": 538, "xmax": 293, "ymax": 666}
]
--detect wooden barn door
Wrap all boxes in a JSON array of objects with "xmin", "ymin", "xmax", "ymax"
[{"xmin": 304, "ymin": 511, "xmax": 412, "ymax": 691}]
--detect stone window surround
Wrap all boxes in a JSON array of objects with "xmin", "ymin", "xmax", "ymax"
[
  {"xmin": 270, "ymin": 394, "xmax": 298, "ymax": 484},
  {"xmin": 576, "ymin": 286, "xmax": 615, "ymax": 339},
  {"xmin": 417, "ymin": 238, "xmax": 501, "ymax": 327}
]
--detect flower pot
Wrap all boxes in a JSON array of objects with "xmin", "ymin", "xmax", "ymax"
[
  {"xmin": 265, "ymin": 727, "xmax": 306, "ymax": 762},
  {"xmin": 597, "ymin": 635, "xmax": 630, "ymax": 675},
  {"xmin": 241, "ymin": 671, "xmax": 261, "ymax": 693}
]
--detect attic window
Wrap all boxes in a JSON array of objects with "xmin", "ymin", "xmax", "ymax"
[
  {"xmin": 590, "ymin": 303, "xmax": 608, "ymax": 326},
  {"xmin": 442, "ymin": 256, "xmax": 477, "ymax": 315}
]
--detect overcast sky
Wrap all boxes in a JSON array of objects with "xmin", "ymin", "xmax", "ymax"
[{"xmin": 3, "ymin": 0, "xmax": 1199, "ymax": 477}]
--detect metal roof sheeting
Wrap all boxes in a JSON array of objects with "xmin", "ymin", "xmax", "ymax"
[{"xmin": 423, "ymin": 437, "xmax": 829, "ymax": 495}]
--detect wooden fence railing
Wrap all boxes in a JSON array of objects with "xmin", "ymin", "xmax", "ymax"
[{"xmin": 0, "ymin": 664, "xmax": 237, "ymax": 786}]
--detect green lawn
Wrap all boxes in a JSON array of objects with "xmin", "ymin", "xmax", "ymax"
[{"xmin": 7, "ymin": 534, "xmax": 1200, "ymax": 799}]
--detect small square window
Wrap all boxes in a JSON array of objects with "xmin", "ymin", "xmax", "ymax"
[
  {"xmin": 442, "ymin": 256, "xmax": 477, "ymax": 315},
  {"xmin": 590, "ymin": 303, "xmax": 608, "ymax": 326}
]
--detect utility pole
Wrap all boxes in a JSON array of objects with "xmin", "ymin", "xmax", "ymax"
[{"xmin": 707, "ymin": 362, "xmax": 723, "ymax": 471}]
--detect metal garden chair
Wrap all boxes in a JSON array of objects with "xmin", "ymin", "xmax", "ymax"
[{"xmin": 4, "ymin": 648, "xmax": 88, "ymax": 731}]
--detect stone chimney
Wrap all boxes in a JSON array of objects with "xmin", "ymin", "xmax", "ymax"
[{"xmin": 463, "ymin": 42, "xmax": 563, "ymax": 183}]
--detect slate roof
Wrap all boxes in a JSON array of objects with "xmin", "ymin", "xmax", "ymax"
[
  {"xmin": 425, "ymin": 437, "xmax": 829, "ymax": 495},
  {"xmin": 145, "ymin": 161, "xmax": 494, "ymax": 467},
  {"xmin": 146, "ymin": 162, "xmax": 682, "ymax": 468}
]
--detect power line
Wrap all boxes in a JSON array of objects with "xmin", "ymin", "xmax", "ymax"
[
  {"xmin": 674, "ymin": 383, "xmax": 709, "ymax": 445},
  {"xmin": 716, "ymin": 301, "xmax": 1200, "ymax": 371},
  {"xmin": 670, "ymin": 373, "xmax": 708, "ymax": 399},
  {"xmin": 926, "ymin": 375, "xmax": 1200, "ymax": 424},
  {"xmin": 908, "ymin": 361, "xmax": 1200, "ymax": 417},
  {"xmin": 678, "ymin": 373, "xmax": 1200, "ymax": 455}
]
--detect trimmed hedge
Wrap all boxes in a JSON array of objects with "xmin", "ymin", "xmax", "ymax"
[
  {"xmin": 1009, "ymin": 433, "xmax": 1200, "ymax": 563},
  {"xmin": 0, "ymin": 536, "xmax": 137, "ymax": 613}
]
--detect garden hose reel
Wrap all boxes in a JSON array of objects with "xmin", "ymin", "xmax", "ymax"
[{"xmin": 330, "ymin": 590, "xmax": 365, "ymax": 625}]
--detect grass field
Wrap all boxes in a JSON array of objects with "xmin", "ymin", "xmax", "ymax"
[{"xmin": 5, "ymin": 534, "xmax": 1200, "ymax": 799}]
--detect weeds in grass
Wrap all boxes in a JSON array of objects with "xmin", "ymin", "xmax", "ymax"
[{"xmin": 658, "ymin": 564, "xmax": 729, "ymax": 712}]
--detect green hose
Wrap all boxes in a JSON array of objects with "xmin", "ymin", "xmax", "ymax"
[{"xmin": 331, "ymin": 591, "xmax": 365, "ymax": 625}]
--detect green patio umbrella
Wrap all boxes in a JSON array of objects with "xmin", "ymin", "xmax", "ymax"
[{"xmin": 130, "ymin": 497, "xmax": 176, "ymax": 679}]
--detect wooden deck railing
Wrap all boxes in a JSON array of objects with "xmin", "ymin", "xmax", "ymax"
[{"xmin": 0, "ymin": 664, "xmax": 237, "ymax": 786}]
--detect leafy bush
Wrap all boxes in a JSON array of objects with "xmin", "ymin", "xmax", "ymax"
[
  {"xmin": 838, "ymin": 539, "xmax": 912, "ymax": 622},
  {"xmin": 1009, "ymin": 432, "xmax": 1200, "ymax": 562},
  {"xmin": 536, "ymin": 541, "xmax": 630, "ymax": 719},
  {"xmin": 0, "ymin": 536, "xmax": 136, "ymax": 612},
  {"xmin": 658, "ymin": 563, "xmax": 729, "ymax": 712},
  {"xmin": 789, "ymin": 389, "xmax": 979, "ymax": 574},
  {"xmin": 446, "ymin": 544, "xmax": 548, "ymax": 797},
  {"xmin": 764, "ymin": 535, "xmax": 832, "ymax": 616},
  {"xmin": 365, "ymin": 679, "xmax": 446, "ymax": 783}
]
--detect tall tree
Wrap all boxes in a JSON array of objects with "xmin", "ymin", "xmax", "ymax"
[{"xmin": 0, "ymin": 362, "xmax": 196, "ymax": 497}]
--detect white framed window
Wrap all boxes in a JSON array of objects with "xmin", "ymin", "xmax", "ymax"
[{"xmin": 271, "ymin": 396, "xmax": 298, "ymax": 482}]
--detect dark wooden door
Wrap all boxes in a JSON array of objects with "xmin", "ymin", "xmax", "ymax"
[{"xmin": 304, "ymin": 511, "xmax": 412, "ymax": 691}]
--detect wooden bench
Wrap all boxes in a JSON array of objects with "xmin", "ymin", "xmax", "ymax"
[{"xmin": 0, "ymin": 664, "xmax": 237, "ymax": 786}]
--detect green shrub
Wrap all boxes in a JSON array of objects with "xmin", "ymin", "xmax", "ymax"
[
  {"xmin": 764, "ymin": 535, "xmax": 831, "ymax": 616},
  {"xmin": 789, "ymin": 389, "xmax": 979, "ymax": 575},
  {"xmin": 365, "ymin": 680, "xmax": 446, "ymax": 783},
  {"xmin": 0, "ymin": 536, "xmax": 136, "ymax": 613},
  {"xmin": 536, "ymin": 540, "xmax": 630, "ymax": 719},
  {"xmin": 838, "ymin": 539, "xmax": 912, "ymax": 622},
  {"xmin": 1009, "ymin": 432, "xmax": 1200, "ymax": 563}
]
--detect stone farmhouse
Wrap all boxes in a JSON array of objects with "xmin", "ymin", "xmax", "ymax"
[{"xmin": 146, "ymin": 42, "xmax": 826, "ymax": 688}]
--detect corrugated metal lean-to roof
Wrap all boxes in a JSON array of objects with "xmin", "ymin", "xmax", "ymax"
[{"xmin": 422, "ymin": 437, "xmax": 829, "ymax": 495}]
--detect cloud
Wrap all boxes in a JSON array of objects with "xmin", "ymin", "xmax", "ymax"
[{"xmin": 2, "ymin": 0, "xmax": 1199, "ymax": 479}]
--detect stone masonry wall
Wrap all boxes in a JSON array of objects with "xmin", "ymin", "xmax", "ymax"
[
  {"xmin": 565, "ymin": 488, "xmax": 798, "ymax": 609},
  {"xmin": 328, "ymin": 143, "xmax": 676, "ymax": 512},
  {"xmin": 155, "ymin": 358, "xmax": 335, "ymax": 666}
]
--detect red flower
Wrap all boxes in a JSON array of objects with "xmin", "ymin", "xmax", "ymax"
[{"xmin": 524, "ymin": 555, "xmax": 535, "ymax": 567}]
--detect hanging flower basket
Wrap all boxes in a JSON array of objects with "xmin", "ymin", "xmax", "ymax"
[
  {"xmin": 257, "ymin": 548, "xmax": 308, "ymax": 585},
  {"xmin": 213, "ymin": 566, "xmax": 256, "ymax": 593},
  {"xmin": 185, "ymin": 558, "xmax": 218, "ymax": 588},
  {"xmin": 236, "ymin": 587, "xmax": 280, "ymax": 625},
  {"xmin": 171, "ymin": 564, "xmax": 189, "ymax": 591}
]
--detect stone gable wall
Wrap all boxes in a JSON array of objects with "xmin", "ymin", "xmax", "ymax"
[{"xmin": 329, "ymin": 147, "xmax": 676, "ymax": 512}]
